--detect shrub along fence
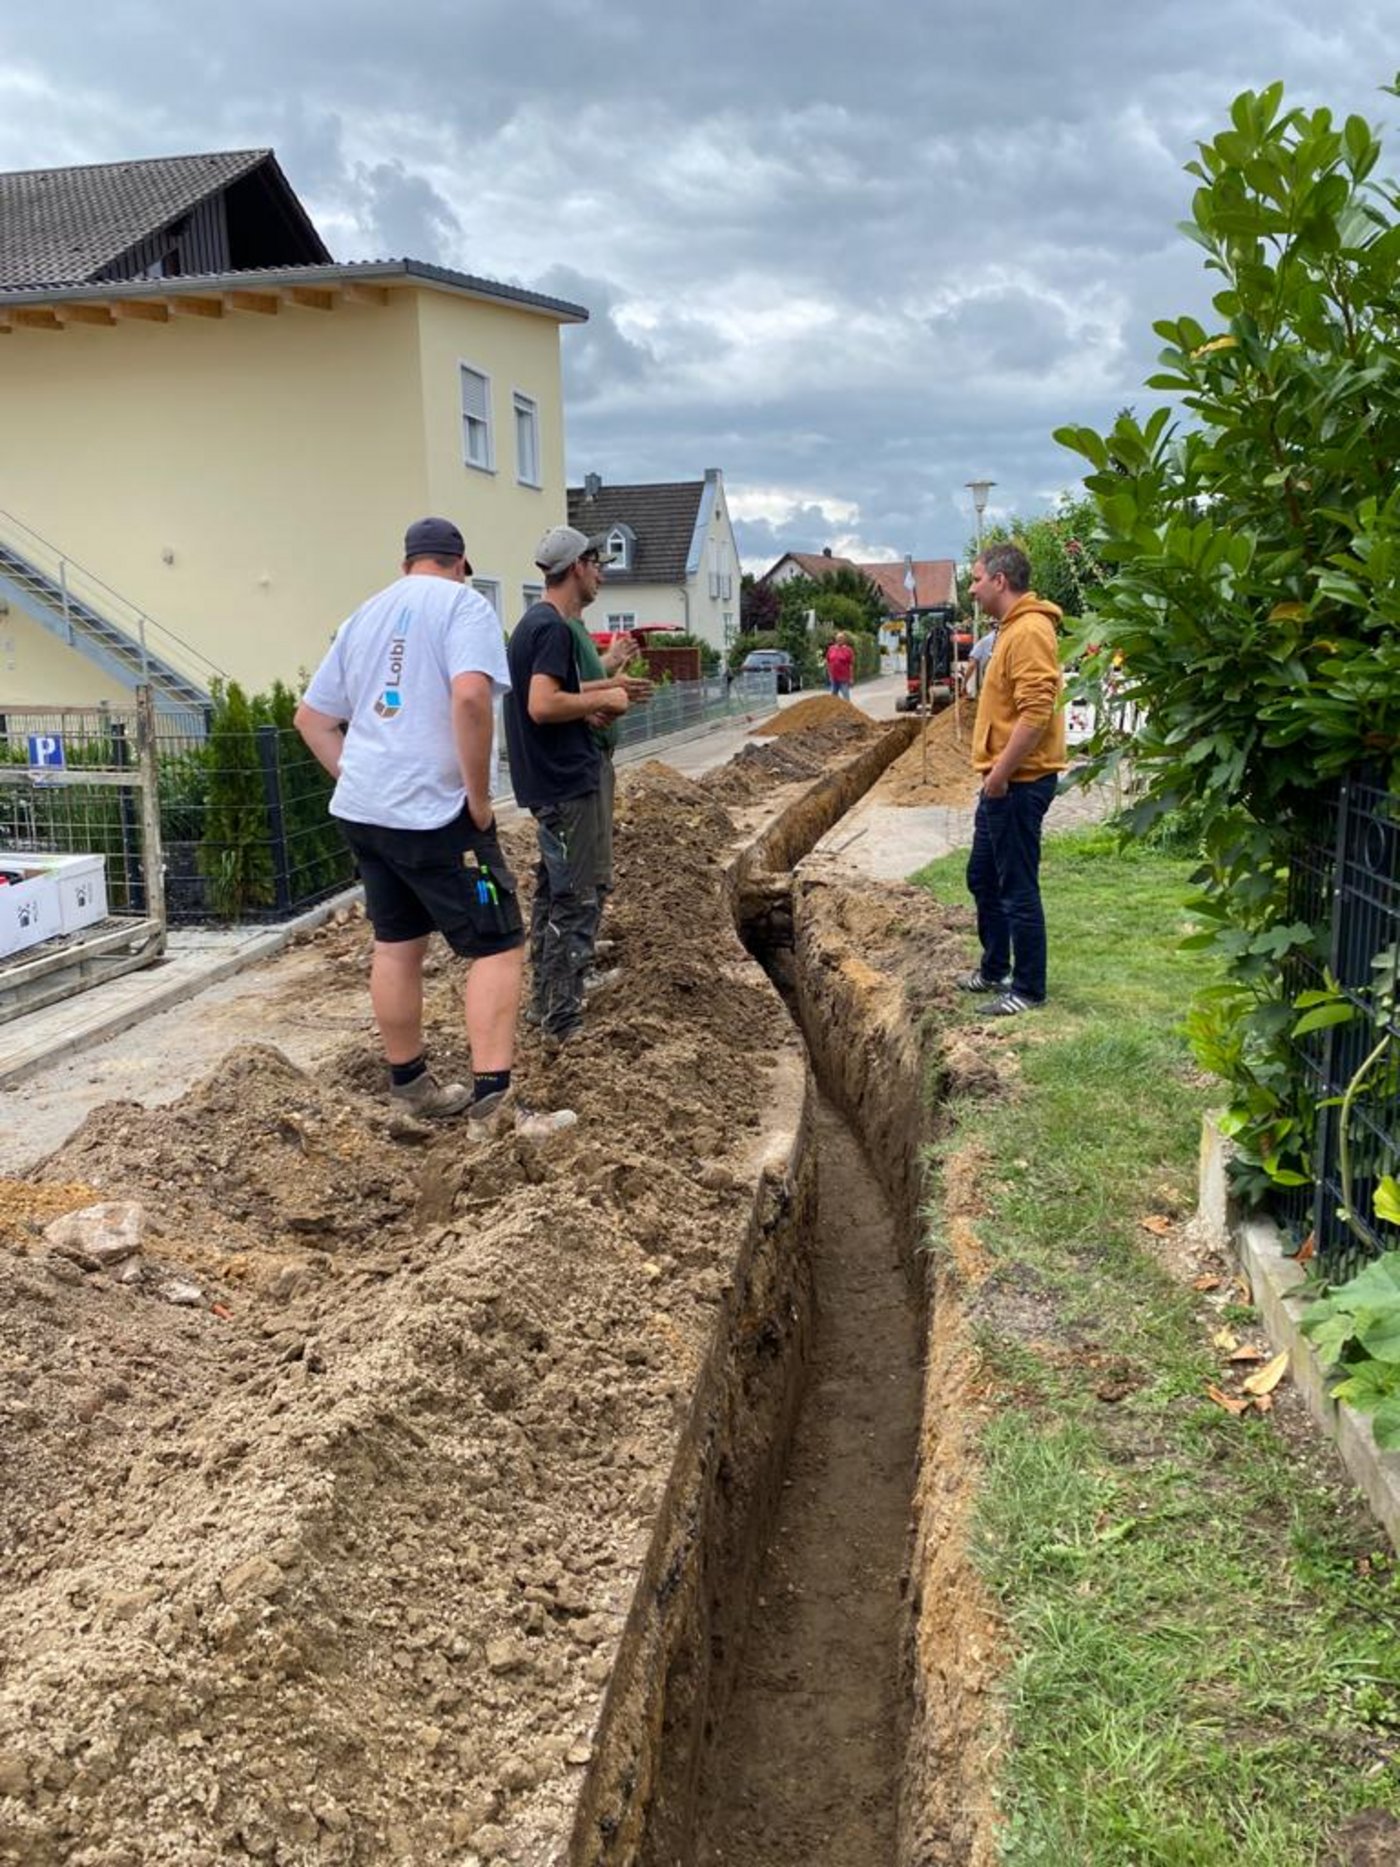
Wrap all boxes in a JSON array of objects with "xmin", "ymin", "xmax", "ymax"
[
  {"xmin": 1281, "ymin": 767, "xmax": 1400, "ymax": 1281},
  {"xmin": 155, "ymin": 682, "xmax": 352, "ymax": 924}
]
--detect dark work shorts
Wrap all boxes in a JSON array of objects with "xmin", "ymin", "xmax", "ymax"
[{"xmin": 338, "ymin": 806, "xmax": 525, "ymax": 958}]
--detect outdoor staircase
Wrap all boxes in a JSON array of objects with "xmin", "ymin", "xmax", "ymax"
[{"xmin": 0, "ymin": 511, "xmax": 221, "ymax": 711}]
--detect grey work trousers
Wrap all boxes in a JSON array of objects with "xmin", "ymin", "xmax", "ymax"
[{"xmin": 527, "ymin": 757, "xmax": 614, "ymax": 1038}]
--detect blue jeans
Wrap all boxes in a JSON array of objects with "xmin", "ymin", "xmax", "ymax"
[{"xmin": 965, "ymin": 773, "xmax": 1058, "ymax": 1002}]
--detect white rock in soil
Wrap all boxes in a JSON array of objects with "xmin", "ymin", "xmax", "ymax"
[
  {"xmin": 160, "ymin": 1279, "xmax": 205, "ymax": 1307},
  {"xmin": 44, "ymin": 1200, "xmax": 145, "ymax": 1266}
]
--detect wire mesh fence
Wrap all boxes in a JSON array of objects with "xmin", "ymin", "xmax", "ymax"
[
  {"xmin": 0, "ymin": 704, "xmax": 162, "ymax": 921},
  {"xmin": 612, "ymin": 670, "xmax": 777, "ymax": 751},
  {"xmin": 2, "ymin": 670, "xmax": 778, "ymax": 938},
  {"xmin": 0, "ymin": 701, "xmax": 354, "ymax": 928},
  {"xmin": 1281, "ymin": 768, "xmax": 1400, "ymax": 1280}
]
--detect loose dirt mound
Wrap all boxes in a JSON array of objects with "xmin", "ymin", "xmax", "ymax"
[
  {"xmin": 0, "ymin": 760, "xmax": 797, "ymax": 1867},
  {"xmin": 708, "ymin": 708, "xmax": 881, "ymax": 806},
  {"xmin": 868, "ymin": 704, "xmax": 980, "ymax": 808},
  {"xmin": 748, "ymin": 695, "xmax": 872, "ymax": 738}
]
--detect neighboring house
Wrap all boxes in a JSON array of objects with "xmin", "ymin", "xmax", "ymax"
[
  {"xmin": 566, "ymin": 470, "xmax": 739, "ymax": 651},
  {"xmin": 762, "ymin": 548, "xmax": 958, "ymax": 618},
  {"xmin": 0, "ymin": 150, "xmax": 586, "ymax": 709}
]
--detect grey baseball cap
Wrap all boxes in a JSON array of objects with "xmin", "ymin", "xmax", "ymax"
[
  {"xmin": 534, "ymin": 525, "xmax": 614, "ymax": 576},
  {"xmin": 404, "ymin": 516, "xmax": 473, "ymax": 572}
]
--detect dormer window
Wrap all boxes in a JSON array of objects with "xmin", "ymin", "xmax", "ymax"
[{"xmin": 606, "ymin": 524, "xmax": 634, "ymax": 571}]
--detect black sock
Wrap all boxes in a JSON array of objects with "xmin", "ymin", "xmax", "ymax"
[
  {"xmin": 472, "ymin": 1069, "xmax": 511, "ymax": 1104},
  {"xmin": 390, "ymin": 1055, "xmax": 428, "ymax": 1088}
]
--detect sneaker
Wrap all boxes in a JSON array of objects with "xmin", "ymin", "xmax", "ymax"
[
  {"xmin": 986, "ymin": 990, "xmax": 1043, "ymax": 1017},
  {"xmin": 583, "ymin": 966, "xmax": 624, "ymax": 998},
  {"xmin": 389, "ymin": 1071, "xmax": 473, "ymax": 1118},
  {"xmin": 466, "ymin": 1088, "xmax": 578, "ymax": 1144},
  {"xmin": 958, "ymin": 969, "xmax": 1012, "ymax": 993},
  {"xmin": 594, "ymin": 939, "xmax": 617, "ymax": 959}
]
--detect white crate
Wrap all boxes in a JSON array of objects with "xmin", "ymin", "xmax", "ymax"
[
  {"xmin": 0, "ymin": 866, "xmax": 61, "ymax": 958},
  {"xmin": 33, "ymin": 853, "xmax": 108, "ymax": 933}
]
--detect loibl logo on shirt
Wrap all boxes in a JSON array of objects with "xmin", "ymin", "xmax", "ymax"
[{"xmin": 374, "ymin": 609, "xmax": 413, "ymax": 719}]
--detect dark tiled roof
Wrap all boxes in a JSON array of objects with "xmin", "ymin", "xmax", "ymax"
[
  {"xmin": 568, "ymin": 480, "xmax": 704, "ymax": 583},
  {"xmin": 0, "ymin": 150, "xmax": 273, "ymax": 287}
]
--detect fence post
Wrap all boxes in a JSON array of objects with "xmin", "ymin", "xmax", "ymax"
[
  {"xmin": 135, "ymin": 685, "xmax": 167, "ymax": 936},
  {"xmin": 256, "ymin": 724, "xmax": 294, "ymax": 915},
  {"xmin": 1313, "ymin": 778, "xmax": 1354, "ymax": 1260},
  {"xmin": 108, "ymin": 718, "xmax": 145, "ymax": 913}
]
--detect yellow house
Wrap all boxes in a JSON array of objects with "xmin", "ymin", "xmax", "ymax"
[{"xmin": 0, "ymin": 151, "xmax": 586, "ymax": 709}]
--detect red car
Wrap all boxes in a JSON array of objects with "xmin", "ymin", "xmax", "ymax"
[{"xmin": 587, "ymin": 622, "xmax": 678, "ymax": 652}]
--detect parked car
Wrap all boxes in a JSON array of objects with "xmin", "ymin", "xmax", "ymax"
[{"xmin": 740, "ymin": 649, "xmax": 801, "ymax": 694}]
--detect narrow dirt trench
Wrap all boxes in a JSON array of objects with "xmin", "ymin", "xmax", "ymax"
[{"xmin": 691, "ymin": 1093, "xmax": 923, "ymax": 1865}]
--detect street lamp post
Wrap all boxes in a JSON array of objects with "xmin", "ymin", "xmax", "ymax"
[
  {"xmin": 965, "ymin": 479, "xmax": 996, "ymax": 648},
  {"xmin": 965, "ymin": 478, "xmax": 995, "ymax": 554}
]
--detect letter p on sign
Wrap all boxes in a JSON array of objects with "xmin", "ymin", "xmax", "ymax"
[{"xmin": 27, "ymin": 733, "xmax": 65, "ymax": 769}]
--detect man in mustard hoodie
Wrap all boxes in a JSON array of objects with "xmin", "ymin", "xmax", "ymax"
[{"xmin": 961, "ymin": 543, "xmax": 1067, "ymax": 1015}]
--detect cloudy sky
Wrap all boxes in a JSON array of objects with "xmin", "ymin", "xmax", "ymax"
[{"xmin": 2, "ymin": 2, "xmax": 1395, "ymax": 571}]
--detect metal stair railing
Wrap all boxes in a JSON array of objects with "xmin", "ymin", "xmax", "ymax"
[{"xmin": 0, "ymin": 505, "xmax": 225, "ymax": 708}]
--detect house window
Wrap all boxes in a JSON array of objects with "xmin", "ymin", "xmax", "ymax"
[
  {"xmin": 723, "ymin": 612, "xmax": 737, "ymax": 645},
  {"xmin": 606, "ymin": 527, "xmax": 632, "ymax": 571},
  {"xmin": 513, "ymin": 393, "xmax": 541, "ymax": 487},
  {"xmin": 460, "ymin": 365, "xmax": 493, "ymax": 470},
  {"xmin": 607, "ymin": 612, "xmax": 637, "ymax": 631},
  {"xmin": 472, "ymin": 578, "xmax": 503, "ymax": 619},
  {"xmin": 521, "ymin": 582, "xmax": 545, "ymax": 614}
]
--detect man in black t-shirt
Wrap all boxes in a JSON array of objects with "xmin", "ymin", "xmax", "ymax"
[{"xmin": 504, "ymin": 526, "xmax": 631, "ymax": 1042}]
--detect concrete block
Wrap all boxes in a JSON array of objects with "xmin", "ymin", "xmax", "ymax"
[{"xmin": 1204, "ymin": 1112, "xmax": 1400, "ymax": 1554}]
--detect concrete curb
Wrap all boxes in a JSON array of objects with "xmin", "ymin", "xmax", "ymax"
[
  {"xmin": 0, "ymin": 886, "xmax": 363, "ymax": 1089},
  {"xmin": 1200, "ymin": 1113, "xmax": 1400, "ymax": 1552}
]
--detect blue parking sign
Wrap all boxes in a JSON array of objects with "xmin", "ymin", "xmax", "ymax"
[{"xmin": 27, "ymin": 733, "xmax": 65, "ymax": 769}]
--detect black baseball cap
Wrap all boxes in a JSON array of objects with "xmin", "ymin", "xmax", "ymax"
[{"xmin": 404, "ymin": 516, "xmax": 473, "ymax": 572}]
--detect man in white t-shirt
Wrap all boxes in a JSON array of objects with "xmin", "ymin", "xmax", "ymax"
[{"xmin": 294, "ymin": 517, "xmax": 574, "ymax": 1142}]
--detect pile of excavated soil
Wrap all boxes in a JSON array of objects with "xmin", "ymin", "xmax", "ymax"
[
  {"xmin": 0, "ymin": 759, "xmax": 797, "ymax": 1867},
  {"xmin": 747, "ymin": 694, "xmax": 872, "ymax": 738},
  {"xmin": 869, "ymin": 704, "xmax": 980, "ymax": 808},
  {"xmin": 707, "ymin": 710, "xmax": 882, "ymax": 807}
]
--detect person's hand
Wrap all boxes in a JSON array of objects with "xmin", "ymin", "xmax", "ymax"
[
  {"xmin": 602, "ymin": 632, "xmax": 638, "ymax": 674},
  {"xmin": 620, "ymin": 675, "xmax": 654, "ymax": 701},
  {"xmin": 982, "ymin": 772, "xmax": 1009, "ymax": 800},
  {"xmin": 591, "ymin": 687, "xmax": 630, "ymax": 722},
  {"xmin": 468, "ymin": 795, "xmax": 495, "ymax": 832}
]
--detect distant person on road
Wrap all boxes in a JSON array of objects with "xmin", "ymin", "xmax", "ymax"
[
  {"xmin": 958, "ymin": 543, "xmax": 1066, "ymax": 1018},
  {"xmin": 825, "ymin": 631, "xmax": 855, "ymax": 700},
  {"xmin": 504, "ymin": 526, "xmax": 649, "ymax": 1044},
  {"xmin": 293, "ymin": 516, "xmax": 575, "ymax": 1142}
]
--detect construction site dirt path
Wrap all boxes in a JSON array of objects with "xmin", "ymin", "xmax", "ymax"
[{"xmin": 693, "ymin": 1095, "xmax": 922, "ymax": 1865}]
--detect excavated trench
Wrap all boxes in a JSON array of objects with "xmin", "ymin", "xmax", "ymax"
[
  {"xmin": 577, "ymin": 718, "xmax": 987, "ymax": 1866},
  {"xmin": 0, "ymin": 716, "xmax": 998, "ymax": 1867}
]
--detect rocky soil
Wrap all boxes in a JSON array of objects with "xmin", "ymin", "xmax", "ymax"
[
  {"xmin": 0, "ymin": 762, "xmax": 801, "ymax": 1867},
  {"xmin": 0, "ymin": 716, "xmax": 996, "ymax": 1867}
]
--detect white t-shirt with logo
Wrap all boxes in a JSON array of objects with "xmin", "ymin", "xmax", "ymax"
[{"xmin": 302, "ymin": 575, "xmax": 510, "ymax": 830}]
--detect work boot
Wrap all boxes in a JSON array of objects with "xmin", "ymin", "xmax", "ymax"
[
  {"xmin": 583, "ymin": 966, "xmax": 624, "ymax": 998},
  {"xmin": 467, "ymin": 1088, "xmax": 578, "ymax": 1144},
  {"xmin": 389, "ymin": 1072, "xmax": 473, "ymax": 1118}
]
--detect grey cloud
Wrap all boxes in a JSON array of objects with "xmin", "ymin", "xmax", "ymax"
[
  {"xmin": 535, "ymin": 266, "xmax": 660, "ymax": 404},
  {"xmin": 353, "ymin": 160, "xmax": 463, "ymax": 261}
]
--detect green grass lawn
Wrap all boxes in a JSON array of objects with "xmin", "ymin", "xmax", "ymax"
[{"xmin": 913, "ymin": 827, "xmax": 1400, "ymax": 1866}]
